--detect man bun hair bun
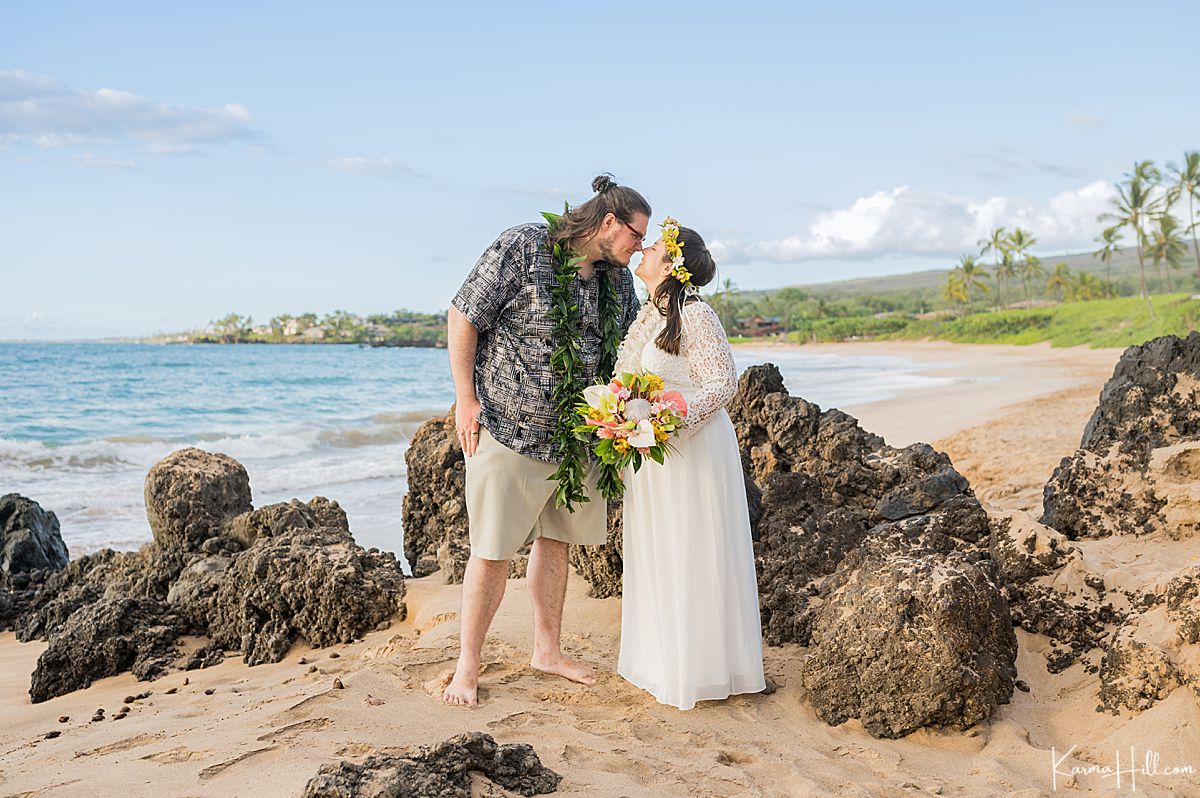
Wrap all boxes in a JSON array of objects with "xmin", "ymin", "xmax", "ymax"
[{"xmin": 592, "ymin": 173, "xmax": 617, "ymax": 194}]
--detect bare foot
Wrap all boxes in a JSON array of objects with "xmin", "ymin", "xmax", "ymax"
[
  {"xmin": 441, "ymin": 663, "xmax": 479, "ymax": 705},
  {"xmin": 530, "ymin": 653, "xmax": 597, "ymax": 685}
]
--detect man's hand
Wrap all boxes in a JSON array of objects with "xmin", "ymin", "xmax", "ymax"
[{"xmin": 456, "ymin": 395, "xmax": 483, "ymax": 456}]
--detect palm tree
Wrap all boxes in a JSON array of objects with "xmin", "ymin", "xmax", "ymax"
[
  {"xmin": 993, "ymin": 251, "xmax": 1017, "ymax": 308},
  {"xmin": 1167, "ymin": 151, "xmax": 1200, "ymax": 286},
  {"xmin": 1045, "ymin": 262, "xmax": 1074, "ymax": 302},
  {"xmin": 1093, "ymin": 226, "xmax": 1122, "ymax": 299},
  {"xmin": 979, "ymin": 226, "xmax": 1008, "ymax": 309},
  {"xmin": 710, "ymin": 277, "xmax": 740, "ymax": 330},
  {"xmin": 1103, "ymin": 162, "xmax": 1164, "ymax": 316},
  {"xmin": 1007, "ymin": 227, "xmax": 1038, "ymax": 306},
  {"xmin": 1074, "ymin": 272, "xmax": 1105, "ymax": 301},
  {"xmin": 954, "ymin": 254, "xmax": 990, "ymax": 310},
  {"xmin": 1022, "ymin": 255, "xmax": 1045, "ymax": 303},
  {"xmin": 1146, "ymin": 211, "xmax": 1189, "ymax": 294},
  {"xmin": 942, "ymin": 272, "xmax": 968, "ymax": 308}
]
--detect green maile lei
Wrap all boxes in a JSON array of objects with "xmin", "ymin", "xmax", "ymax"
[{"xmin": 541, "ymin": 207, "xmax": 625, "ymax": 511}]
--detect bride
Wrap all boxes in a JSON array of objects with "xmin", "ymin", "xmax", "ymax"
[{"xmin": 612, "ymin": 218, "xmax": 766, "ymax": 710}]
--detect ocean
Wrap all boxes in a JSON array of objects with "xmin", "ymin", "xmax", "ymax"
[{"xmin": 1, "ymin": 342, "xmax": 953, "ymax": 567}]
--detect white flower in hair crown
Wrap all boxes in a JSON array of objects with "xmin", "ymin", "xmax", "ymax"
[{"xmin": 661, "ymin": 217, "xmax": 690, "ymax": 284}]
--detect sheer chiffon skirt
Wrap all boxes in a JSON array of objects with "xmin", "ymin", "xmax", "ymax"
[{"xmin": 617, "ymin": 407, "xmax": 767, "ymax": 710}]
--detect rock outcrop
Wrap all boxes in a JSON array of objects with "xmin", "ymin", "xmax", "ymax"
[
  {"xmin": 1, "ymin": 494, "xmax": 69, "ymax": 589},
  {"xmin": 302, "ymin": 731, "xmax": 561, "ymax": 798},
  {"xmin": 732, "ymin": 365, "xmax": 993, "ymax": 650},
  {"xmin": 144, "ymin": 447, "xmax": 253, "ymax": 552},
  {"xmin": 5, "ymin": 450, "xmax": 407, "ymax": 699},
  {"xmin": 1043, "ymin": 332, "xmax": 1200, "ymax": 539},
  {"xmin": 401, "ymin": 409, "xmax": 467, "ymax": 577},
  {"xmin": 207, "ymin": 520, "xmax": 405, "ymax": 666},
  {"xmin": 801, "ymin": 525, "xmax": 1017, "ymax": 738},
  {"xmin": 568, "ymin": 502, "xmax": 624, "ymax": 599},
  {"xmin": 28, "ymin": 596, "xmax": 184, "ymax": 703}
]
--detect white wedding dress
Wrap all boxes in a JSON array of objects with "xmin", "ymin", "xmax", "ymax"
[{"xmin": 613, "ymin": 299, "xmax": 766, "ymax": 710}]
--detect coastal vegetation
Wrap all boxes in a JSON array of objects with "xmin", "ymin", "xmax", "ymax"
[
  {"xmin": 721, "ymin": 151, "xmax": 1200, "ymax": 348},
  {"xmin": 169, "ymin": 309, "xmax": 448, "ymax": 347}
]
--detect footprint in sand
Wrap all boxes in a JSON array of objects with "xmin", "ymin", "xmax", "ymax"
[
  {"xmin": 255, "ymin": 717, "xmax": 333, "ymax": 743},
  {"xmin": 715, "ymin": 750, "xmax": 756, "ymax": 766},
  {"xmin": 75, "ymin": 734, "xmax": 161, "ymax": 758},
  {"xmin": 197, "ymin": 745, "xmax": 279, "ymax": 780},
  {"xmin": 140, "ymin": 746, "xmax": 212, "ymax": 764},
  {"xmin": 486, "ymin": 711, "xmax": 550, "ymax": 732}
]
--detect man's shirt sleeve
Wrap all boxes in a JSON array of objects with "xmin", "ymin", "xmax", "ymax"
[{"xmin": 452, "ymin": 229, "xmax": 525, "ymax": 333}]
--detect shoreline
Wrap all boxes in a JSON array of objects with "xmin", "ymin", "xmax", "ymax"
[{"xmin": 733, "ymin": 339, "xmax": 1122, "ymax": 447}]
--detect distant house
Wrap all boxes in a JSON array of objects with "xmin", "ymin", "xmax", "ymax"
[
  {"xmin": 251, "ymin": 325, "xmax": 272, "ymax": 336},
  {"xmin": 735, "ymin": 315, "xmax": 783, "ymax": 337},
  {"xmin": 284, "ymin": 319, "xmax": 306, "ymax": 336},
  {"xmin": 302, "ymin": 327, "xmax": 326, "ymax": 340}
]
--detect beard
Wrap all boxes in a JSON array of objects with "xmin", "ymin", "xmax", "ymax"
[{"xmin": 598, "ymin": 234, "xmax": 629, "ymax": 266}]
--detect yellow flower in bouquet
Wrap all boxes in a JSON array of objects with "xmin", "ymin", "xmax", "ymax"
[{"xmin": 573, "ymin": 369, "xmax": 689, "ymax": 500}]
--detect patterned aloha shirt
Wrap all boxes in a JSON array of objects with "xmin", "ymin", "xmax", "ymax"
[{"xmin": 452, "ymin": 222, "xmax": 642, "ymax": 462}]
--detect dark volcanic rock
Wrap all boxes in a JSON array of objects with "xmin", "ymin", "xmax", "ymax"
[
  {"xmin": 302, "ymin": 731, "xmax": 560, "ymax": 798},
  {"xmin": 207, "ymin": 525, "xmax": 406, "ymax": 665},
  {"xmin": 144, "ymin": 448, "xmax": 253, "ymax": 552},
  {"xmin": 401, "ymin": 409, "xmax": 467, "ymax": 578},
  {"xmin": 732, "ymin": 365, "xmax": 991, "ymax": 647},
  {"xmin": 224, "ymin": 497, "xmax": 349, "ymax": 549},
  {"xmin": 801, "ymin": 528, "xmax": 1017, "ymax": 738},
  {"xmin": 1043, "ymin": 332, "xmax": 1200, "ymax": 539},
  {"xmin": 9, "ymin": 448, "xmax": 409, "ymax": 701},
  {"xmin": 569, "ymin": 501, "xmax": 625, "ymax": 599},
  {"xmin": 28, "ymin": 596, "xmax": 184, "ymax": 703},
  {"xmin": 1, "ymin": 494, "xmax": 69, "ymax": 589},
  {"xmin": 166, "ymin": 554, "xmax": 232, "ymax": 632},
  {"xmin": 11, "ymin": 543, "xmax": 191, "ymax": 641}
]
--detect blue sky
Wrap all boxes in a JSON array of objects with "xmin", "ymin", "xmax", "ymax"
[{"xmin": 2, "ymin": 1, "xmax": 1196, "ymax": 339}]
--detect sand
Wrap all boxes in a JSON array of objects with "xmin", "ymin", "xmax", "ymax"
[{"xmin": 3, "ymin": 341, "xmax": 1200, "ymax": 798}]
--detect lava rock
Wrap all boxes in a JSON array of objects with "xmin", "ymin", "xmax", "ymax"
[
  {"xmin": 401, "ymin": 409, "xmax": 467, "ymax": 577},
  {"xmin": 1043, "ymin": 332, "xmax": 1200, "ymax": 539},
  {"xmin": 0, "ymin": 494, "xmax": 69, "ymax": 589},
  {"xmin": 801, "ymin": 528, "xmax": 1017, "ymax": 739},
  {"xmin": 206, "ymin": 526, "xmax": 406, "ymax": 665},
  {"xmin": 28, "ymin": 596, "xmax": 184, "ymax": 703},
  {"xmin": 302, "ymin": 731, "xmax": 561, "ymax": 797},
  {"xmin": 144, "ymin": 448, "xmax": 252, "ymax": 552}
]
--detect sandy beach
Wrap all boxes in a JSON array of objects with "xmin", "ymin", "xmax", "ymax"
[{"xmin": 3, "ymin": 340, "xmax": 1199, "ymax": 798}]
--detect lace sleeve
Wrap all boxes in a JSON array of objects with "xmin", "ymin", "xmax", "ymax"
[
  {"xmin": 681, "ymin": 302, "xmax": 737, "ymax": 438},
  {"xmin": 612, "ymin": 302, "xmax": 651, "ymax": 379}
]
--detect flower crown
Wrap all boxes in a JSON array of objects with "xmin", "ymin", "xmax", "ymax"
[{"xmin": 660, "ymin": 217, "xmax": 692, "ymax": 285}]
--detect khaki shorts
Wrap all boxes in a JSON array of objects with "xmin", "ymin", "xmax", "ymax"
[{"xmin": 464, "ymin": 426, "xmax": 607, "ymax": 560}]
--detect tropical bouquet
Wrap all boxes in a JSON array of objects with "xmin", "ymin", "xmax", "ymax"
[{"xmin": 573, "ymin": 369, "xmax": 688, "ymax": 500}]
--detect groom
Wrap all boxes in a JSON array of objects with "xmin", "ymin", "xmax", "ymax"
[{"xmin": 442, "ymin": 175, "xmax": 649, "ymax": 705}]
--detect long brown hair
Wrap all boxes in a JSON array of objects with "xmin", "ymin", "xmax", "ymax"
[
  {"xmin": 550, "ymin": 174, "xmax": 651, "ymax": 252},
  {"xmin": 653, "ymin": 226, "xmax": 717, "ymax": 355}
]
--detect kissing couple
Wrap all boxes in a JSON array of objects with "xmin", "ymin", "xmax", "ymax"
[{"xmin": 442, "ymin": 174, "xmax": 766, "ymax": 710}]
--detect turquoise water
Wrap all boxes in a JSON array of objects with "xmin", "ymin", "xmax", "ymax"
[{"xmin": 0, "ymin": 342, "xmax": 953, "ymax": 560}]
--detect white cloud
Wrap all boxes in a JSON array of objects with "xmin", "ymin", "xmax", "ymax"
[
  {"xmin": 0, "ymin": 69, "xmax": 262, "ymax": 153},
  {"xmin": 1065, "ymin": 111, "xmax": 1103, "ymax": 129},
  {"xmin": 326, "ymin": 157, "xmax": 421, "ymax": 178},
  {"xmin": 709, "ymin": 181, "xmax": 1119, "ymax": 264},
  {"xmin": 72, "ymin": 152, "xmax": 137, "ymax": 170}
]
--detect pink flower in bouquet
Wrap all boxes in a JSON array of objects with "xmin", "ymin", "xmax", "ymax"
[{"xmin": 656, "ymin": 390, "xmax": 688, "ymax": 417}]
